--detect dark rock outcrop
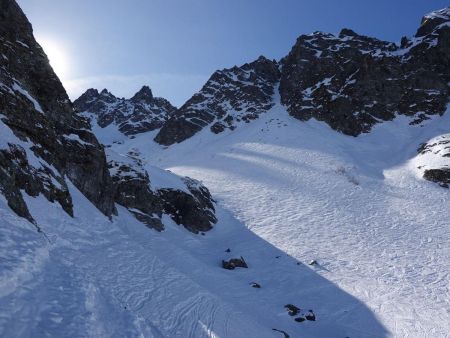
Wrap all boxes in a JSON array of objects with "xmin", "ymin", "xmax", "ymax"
[
  {"xmin": 107, "ymin": 149, "xmax": 217, "ymax": 233},
  {"xmin": 285, "ymin": 304, "xmax": 300, "ymax": 316},
  {"xmin": 107, "ymin": 149, "xmax": 164, "ymax": 230},
  {"xmin": 74, "ymin": 86, "xmax": 176, "ymax": 136},
  {"xmin": 222, "ymin": 256, "xmax": 248, "ymax": 270},
  {"xmin": 284, "ymin": 304, "xmax": 316, "ymax": 323},
  {"xmin": 279, "ymin": 8, "xmax": 450, "ymax": 136},
  {"xmin": 155, "ymin": 56, "xmax": 280, "ymax": 145},
  {"xmin": 0, "ymin": 0, "xmax": 116, "ymax": 222},
  {"xmin": 157, "ymin": 177, "xmax": 217, "ymax": 233},
  {"xmin": 416, "ymin": 134, "xmax": 450, "ymax": 188},
  {"xmin": 423, "ymin": 169, "xmax": 450, "ymax": 188}
]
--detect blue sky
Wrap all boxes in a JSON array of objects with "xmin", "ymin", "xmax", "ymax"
[{"xmin": 18, "ymin": 0, "xmax": 449, "ymax": 106}]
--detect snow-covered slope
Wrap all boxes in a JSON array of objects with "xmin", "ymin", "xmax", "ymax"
[
  {"xmin": 0, "ymin": 166, "xmax": 389, "ymax": 338},
  {"xmin": 108, "ymin": 93, "xmax": 450, "ymax": 337},
  {"xmin": 2, "ymin": 1, "xmax": 450, "ymax": 337}
]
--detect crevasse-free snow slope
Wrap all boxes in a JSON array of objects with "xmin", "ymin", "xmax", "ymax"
[{"xmin": 111, "ymin": 95, "xmax": 450, "ymax": 337}]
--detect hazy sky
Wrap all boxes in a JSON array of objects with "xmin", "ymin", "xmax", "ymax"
[{"xmin": 18, "ymin": 0, "xmax": 449, "ymax": 106}]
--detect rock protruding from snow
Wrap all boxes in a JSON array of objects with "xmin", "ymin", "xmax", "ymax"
[
  {"xmin": 279, "ymin": 8, "xmax": 450, "ymax": 136},
  {"xmin": 154, "ymin": 56, "xmax": 280, "ymax": 145},
  {"xmin": 74, "ymin": 86, "xmax": 176, "ymax": 136},
  {"xmin": 0, "ymin": 0, "xmax": 116, "ymax": 222},
  {"xmin": 107, "ymin": 149, "xmax": 217, "ymax": 233},
  {"xmin": 415, "ymin": 134, "xmax": 450, "ymax": 188},
  {"xmin": 222, "ymin": 256, "xmax": 248, "ymax": 270}
]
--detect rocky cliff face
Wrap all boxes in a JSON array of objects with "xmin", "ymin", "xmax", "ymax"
[
  {"xmin": 279, "ymin": 8, "xmax": 449, "ymax": 136},
  {"xmin": 107, "ymin": 148, "xmax": 217, "ymax": 233},
  {"xmin": 0, "ymin": 0, "xmax": 116, "ymax": 222},
  {"xmin": 74, "ymin": 86, "xmax": 176, "ymax": 136},
  {"xmin": 0, "ymin": 0, "xmax": 217, "ymax": 233},
  {"xmin": 153, "ymin": 7, "xmax": 449, "ymax": 146},
  {"xmin": 154, "ymin": 56, "xmax": 280, "ymax": 145}
]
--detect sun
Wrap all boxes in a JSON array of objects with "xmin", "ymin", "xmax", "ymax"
[{"xmin": 38, "ymin": 38, "xmax": 69, "ymax": 79}]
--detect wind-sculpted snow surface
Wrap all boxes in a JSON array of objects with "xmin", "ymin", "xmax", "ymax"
[
  {"xmin": 0, "ymin": 183, "xmax": 387, "ymax": 338},
  {"xmin": 117, "ymin": 97, "xmax": 450, "ymax": 337}
]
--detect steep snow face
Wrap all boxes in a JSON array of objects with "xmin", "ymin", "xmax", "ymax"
[
  {"xmin": 111, "ymin": 94, "xmax": 450, "ymax": 337},
  {"xmin": 74, "ymin": 86, "xmax": 176, "ymax": 136}
]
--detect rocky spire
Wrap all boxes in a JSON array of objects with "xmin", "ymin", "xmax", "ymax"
[{"xmin": 131, "ymin": 85, "xmax": 154, "ymax": 103}]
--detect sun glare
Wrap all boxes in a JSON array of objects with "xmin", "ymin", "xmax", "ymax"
[{"xmin": 38, "ymin": 38, "xmax": 69, "ymax": 79}]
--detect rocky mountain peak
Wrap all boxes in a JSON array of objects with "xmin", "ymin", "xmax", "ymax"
[
  {"xmin": 131, "ymin": 85, "xmax": 154, "ymax": 103},
  {"xmin": 339, "ymin": 28, "xmax": 359, "ymax": 38},
  {"xmin": 416, "ymin": 7, "xmax": 450, "ymax": 37},
  {"xmin": 279, "ymin": 9, "xmax": 449, "ymax": 136},
  {"xmin": 75, "ymin": 85, "xmax": 176, "ymax": 136},
  {"xmin": 154, "ymin": 56, "xmax": 281, "ymax": 145}
]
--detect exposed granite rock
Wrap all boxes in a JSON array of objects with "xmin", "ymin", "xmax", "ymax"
[
  {"xmin": 0, "ymin": 0, "xmax": 116, "ymax": 223},
  {"xmin": 106, "ymin": 149, "xmax": 217, "ymax": 233},
  {"xmin": 279, "ymin": 8, "xmax": 450, "ymax": 136},
  {"xmin": 74, "ymin": 86, "xmax": 176, "ymax": 136},
  {"xmin": 154, "ymin": 56, "xmax": 280, "ymax": 145}
]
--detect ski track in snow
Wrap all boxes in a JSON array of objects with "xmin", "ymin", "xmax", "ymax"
[
  {"xmin": 1, "ymin": 96, "xmax": 450, "ymax": 336},
  {"xmin": 112, "ymin": 98, "xmax": 450, "ymax": 337}
]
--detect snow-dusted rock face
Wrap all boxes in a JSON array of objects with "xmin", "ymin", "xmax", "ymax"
[
  {"xmin": 153, "ymin": 7, "xmax": 449, "ymax": 146},
  {"xmin": 0, "ymin": 0, "xmax": 217, "ymax": 234},
  {"xmin": 74, "ymin": 86, "xmax": 176, "ymax": 136},
  {"xmin": 279, "ymin": 8, "xmax": 450, "ymax": 136},
  {"xmin": 0, "ymin": 0, "xmax": 115, "ymax": 222},
  {"xmin": 107, "ymin": 148, "xmax": 217, "ymax": 233},
  {"xmin": 416, "ymin": 134, "xmax": 450, "ymax": 188},
  {"xmin": 154, "ymin": 56, "xmax": 280, "ymax": 145}
]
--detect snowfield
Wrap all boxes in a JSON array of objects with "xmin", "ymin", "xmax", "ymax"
[
  {"xmin": 108, "ymin": 94, "xmax": 450, "ymax": 337},
  {"xmin": 1, "ymin": 95, "xmax": 450, "ymax": 337}
]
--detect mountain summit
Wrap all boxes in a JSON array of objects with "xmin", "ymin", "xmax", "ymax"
[{"xmin": 74, "ymin": 86, "xmax": 176, "ymax": 136}]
